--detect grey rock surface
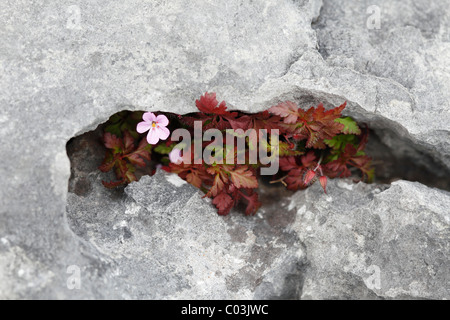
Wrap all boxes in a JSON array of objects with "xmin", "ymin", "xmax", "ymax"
[
  {"xmin": 64, "ymin": 165, "xmax": 450, "ymax": 299},
  {"xmin": 256, "ymin": 0, "xmax": 450, "ymax": 172},
  {"xmin": 0, "ymin": 0, "xmax": 449, "ymax": 299},
  {"xmin": 310, "ymin": 0, "xmax": 450, "ymax": 171},
  {"xmin": 0, "ymin": 0, "xmax": 320, "ymax": 299},
  {"xmin": 66, "ymin": 170, "xmax": 305, "ymax": 299},
  {"xmin": 290, "ymin": 180, "xmax": 450, "ymax": 300}
]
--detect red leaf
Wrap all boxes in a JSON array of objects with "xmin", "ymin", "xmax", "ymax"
[
  {"xmin": 114, "ymin": 159, "xmax": 127, "ymax": 179},
  {"xmin": 289, "ymin": 102, "xmax": 347, "ymax": 149},
  {"xmin": 195, "ymin": 92, "xmax": 228, "ymax": 115},
  {"xmin": 124, "ymin": 169, "xmax": 137, "ymax": 183},
  {"xmin": 134, "ymin": 138, "xmax": 152, "ymax": 161},
  {"xmin": 102, "ymin": 179, "xmax": 125, "ymax": 188},
  {"xmin": 99, "ymin": 152, "xmax": 116, "ymax": 172},
  {"xmin": 126, "ymin": 153, "xmax": 146, "ymax": 167},
  {"xmin": 125, "ymin": 138, "xmax": 152, "ymax": 167},
  {"xmin": 227, "ymin": 115, "xmax": 252, "ymax": 130},
  {"xmin": 186, "ymin": 172, "xmax": 201, "ymax": 189},
  {"xmin": 279, "ymin": 156, "xmax": 298, "ymax": 172},
  {"xmin": 301, "ymin": 151, "xmax": 317, "ymax": 167},
  {"xmin": 241, "ymin": 190, "xmax": 261, "ymax": 216},
  {"xmin": 230, "ymin": 166, "xmax": 258, "ymax": 189},
  {"xmin": 103, "ymin": 132, "xmax": 123, "ymax": 154},
  {"xmin": 250, "ymin": 111, "xmax": 284, "ymax": 133},
  {"xmin": 325, "ymin": 161, "xmax": 351, "ymax": 178},
  {"xmin": 313, "ymin": 102, "xmax": 346, "ymax": 123},
  {"xmin": 284, "ymin": 169, "xmax": 307, "ymax": 190},
  {"xmin": 205, "ymin": 166, "xmax": 229, "ymax": 198},
  {"xmin": 123, "ymin": 131, "xmax": 135, "ymax": 153},
  {"xmin": 268, "ymin": 101, "xmax": 299, "ymax": 124},
  {"xmin": 212, "ymin": 192, "xmax": 234, "ymax": 216}
]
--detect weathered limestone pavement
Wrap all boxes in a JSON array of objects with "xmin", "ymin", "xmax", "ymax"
[{"xmin": 0, "ymin": 0, "xmax": 449, "ymax": 299}]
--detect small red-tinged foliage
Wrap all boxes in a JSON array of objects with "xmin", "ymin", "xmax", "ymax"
[
  {"xmin": 239, "ymin": 189, "xmax": 262, "ymax": 216},
  {"xmin": 249, "ymin": 111, "xmax": 284, "ymax": 133},
  {"xmin": 103, "ymin": 132, "xmax": 123, "ymax": 154},
  {"xmin": 229, "ymin": 166, "xmax": 258, "ymax": 189},
  {"xmin": 325, "ymin": 143, "xmax": 373, "ymax": 181},
  {"xmin": 212, "ymin": 192, "xmax": 234, "ymax": 216},
  {"xmin": 102, "ymin": 179, "xmax": 126, "ymax": 189},
  {"xmin": 195, "ymin": 92, "xmax": 228, "ymax": 115},
  {"xmin": 99, "ymin": 93, "xmax": 373, "ymax": 216},
  {"xmin": 268, "ymin": 101, "xmax": 299, "ymax": 124},
  {"xmin": 270, "ymin": 101, "xmax": 346, "ymax": 149},
  {"xmin": 205, "ymin": 166, "xmax": 228, "ymax": 198},
  {"xmin": 279, "ymin": 156, "xmax": 299, "ymax": 172},
  {"xmin": 284, "ymin": 169, "xmax": 307, "ymax": 191},
  {"xmin": 192, "ymin": 92, "xmax": 244, "ymax": 131},
  {"xmin": 301, "ymin": 151, "xmax": 317, "ymax": 167},
  {"xmin": 99, "ymin": 129, "xmax": 152, "ymax": 187},
  {"xmin": 123, "ymin": 131, "xmax": 135, "ymax": 154},
  {"xmin": 98, "ymin": 152, "xmax": 116, "ymax": 173}
]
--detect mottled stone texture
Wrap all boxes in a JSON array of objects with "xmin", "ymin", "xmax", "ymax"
[
  {"xmin": 0, "ymin": 0, "xmax": 449, "ymax": 299},
  {"xmin": 291, "ymin": 180, "xmax": 450, "ymax": 299}
]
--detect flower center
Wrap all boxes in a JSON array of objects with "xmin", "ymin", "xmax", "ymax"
[{"xmin": 152, "ymin": 121, "xmax": 157, "ymax": 128}]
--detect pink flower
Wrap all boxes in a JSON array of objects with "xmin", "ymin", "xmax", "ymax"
[
  {"xmin": 136, "ymin": 112, "xmax": 170, "ymax": 145},
  {"xmin": 169, "ymin": 148, "xmax": 183, "ymax": 164}
]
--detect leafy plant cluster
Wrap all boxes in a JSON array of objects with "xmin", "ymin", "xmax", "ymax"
[{"xmin": 99, "ymin": 93, "xmax": 373, "ymax": 216}]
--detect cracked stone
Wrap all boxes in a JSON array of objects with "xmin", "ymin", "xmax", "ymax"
[
  {"xmin": 290, "ymin": 179, "xmax": 450, "ymax": 299},
  {"xmin": 1, "ymin": 0, "xmax": 449, "ymax": 299}
]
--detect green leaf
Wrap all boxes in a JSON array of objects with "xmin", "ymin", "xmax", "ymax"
[
  {"xmin": 324, "ymin": 134, "xmax": 358, "ymax": 151},
  {"xmin": 153, "ymin": 143, "xmax": 175, "ymax": 155},
  {"xmin": 325, "ymin": 153, "xmax": 339, "ymax": 162},
  {"xmin": 104, "ymin": 111, "xmax": 143, "ymax": 139},
  {"xmin": 335, "ymin": 117, "xmax": 361, "ymax": 135},
  {"xmin": 98, "ymin": 152, "xmax": 116, "ymax": 172},
  {"xmin": 366, "ymin": 168, "xmax": 375, "ymax": 183},
  {"xmin": 104, "ymin": 122, "xmax": 122, "ymax": 137},
  {"xmin": 278, "ymin": 141, "xmax": 304, "ymax": 157}
]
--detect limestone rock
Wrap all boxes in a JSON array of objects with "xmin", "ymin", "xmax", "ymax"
[
  {"xmin": 66, "ymin": 171, "xmax": 305, "ymax": 299},
  {"xmin": 290, "ymin": 180, "xmax": 450, "ymax": 300},
  {"xmin": 0, "ymin": 0, "xmax": 449, "ymax": 299}
]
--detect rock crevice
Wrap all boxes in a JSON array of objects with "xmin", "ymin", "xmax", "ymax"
[{"xmin": 1, "ymin": 0, "xmax": 449, "ymax": 299}]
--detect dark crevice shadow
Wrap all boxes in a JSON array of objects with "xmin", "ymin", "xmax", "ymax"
[{"xmin": 365, "ymin": 129, "xmax": 450, "ymax": 191}]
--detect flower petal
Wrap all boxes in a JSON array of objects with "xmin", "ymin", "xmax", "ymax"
[
  {"xmin": 169, "ymin": 148, "xmax": 183, "ymax": 164},
  {"xmin": 136, "ymin": 121, "xmax": 151, "ymax": 133},
  {"xmin": 157, "ymin": 126, "xmax": 170, "ymax": 140},
  {"xmin": 156, "ymin": 114, "xmax": 169, "ymax": 127},
  {"xmin": 146, "ymin": 128, "xmax": 160, "ymax": 145},
  {"xmin": 143, "ymin": 112, "xmax": 156, "ymax": 123}
]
